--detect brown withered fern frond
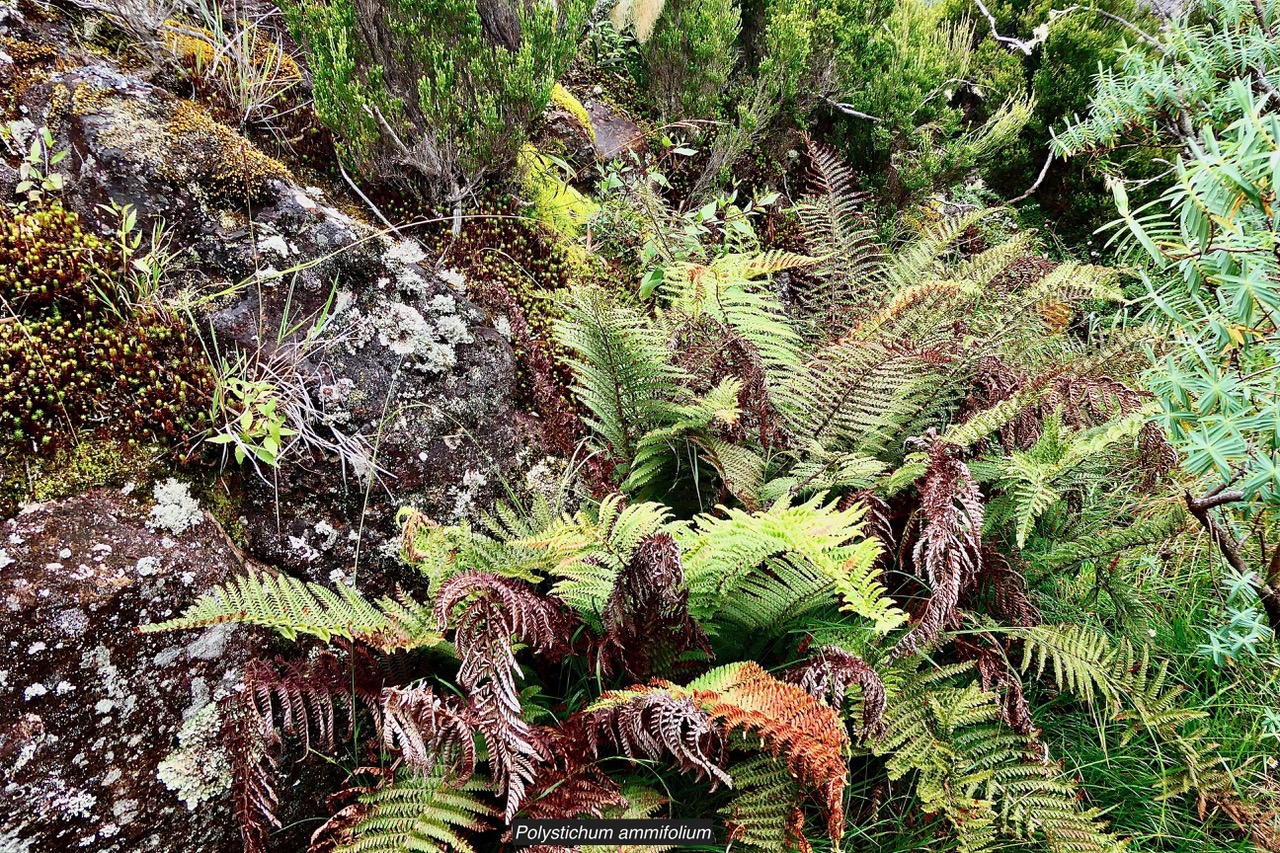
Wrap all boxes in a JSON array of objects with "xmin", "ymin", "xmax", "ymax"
[
  {"xmin": 953, "ymin": 631, "xmax": 1035, "ymax": 735},
  {"xmin": 783, "ymin": 645, "xmax": 887, "ymax": 740},
  {"xmin": 224, "ymin": 695, "xmax": 280, "ymax": 853},
  {"xmin": 967, "ymin": 547, "xmax": 1041, "ymax": 629},
  {"xmin": 574, "ymin": 687, "xmax": 732, "ymax": 788},
  {"xmin": 515, "ymin": 747, "xmax": 629, "ymax": 821},
  {"xmin": 379, "ymin": 686, "xmax": 479, "ymax": 778},
  {"xmin": 891, "ymin": 439, "xmax": 985, "ymax": 660},
  {"xmin": 434, "ymin": 572, "xmax": 584, "ymax": 820},
  {"xmin": 839, "ymin": 490, "xmax": 895, "ymax": 572},
  {"xmin": 229, "ymin": 651, "xmax": 385, "ymax": 853},
  {"xmin": 597, "ymin": 532, "xmax": 712, "ymax": 681},
  {"xmin": 693, "ymin": 662, "xmax": 850, "ymax": 844}
]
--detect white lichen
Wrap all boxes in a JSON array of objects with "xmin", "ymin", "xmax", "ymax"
[
  {"xmin": 437, "ymin": 267, "xmax": 466, "ymax": 289},
  {"xmin": 369, "ymin": 301, "xmax": 459, "ymax": 373},
  {"xmin": 256, "ymin": 234, "xmax": 292, "ymax": 257},
  {"xmin": 156, "ymin": 703, "xmax": 232, "ymax": 811},
  {"xmin": 147, "ymin": 479, "xmax": 202, "ymax": 535}
]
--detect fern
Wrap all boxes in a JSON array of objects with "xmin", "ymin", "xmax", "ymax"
[
  {"xmin": 877, "ymin": 663, "xmax": 1123, "ymax": 853},
  {"xmin": 776, "ymin": 340, "xmax": 934, "ymax": 457},
  {"xmin": 329, "ymin": 767, "xmax": 497, "ymax": 853},
  {"xmin": 139, "ymin": 568, "xmax": 441, "ymax": 652},
  {"xmin": 794, "ymin": 137, "xmax": 886, "ymax": 318},
  {"xmin": 679, "ymin": 493, "xmax": 904, "ymax": 636},
  {"xmin": 718, "ymin": 754, "xmax": 807, "ymax": 853},
  {"xmin": 1018, "ymin": 623, "xmax": 1232, "ymax": 800},
  {"xmin": 557, "ymin": 287, "xmax": 686, "ymax": 468}
]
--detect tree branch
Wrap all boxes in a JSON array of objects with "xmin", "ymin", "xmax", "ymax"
[
  {"xmin": 1183, "ymin": 490, "xmax": 1280, "ymax": 632},
  {"xmin": 971, "ymin": 0, "xmax": 1042, "ymax": 54}
]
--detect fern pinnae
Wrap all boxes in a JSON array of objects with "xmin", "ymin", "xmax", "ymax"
[{"xmin": 139, "ymin": 568, "xmax": 440, "ymax": 651}]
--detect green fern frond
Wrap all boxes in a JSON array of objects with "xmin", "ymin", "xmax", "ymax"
[
  {"xmin": 776, "ymin": 341, "xmax": 934, "ymax": 456},
  {"xmin": 526, "ymin": 495, "xmax": 680, "ymax": 624},
  {"xmin": 139, "ymin": 568, "xmax": 441, "ymax": 651},
  {"xmin": 717, "ymin": 754, "xmax": 805, "ymax": 853},
  {"xmin": 795, "ymin": 139, "xmax": 886, "ymax": 315},
  {"xmin": 680, "ymin": 494, "xmax": 905, "ymax": 635},
  {"xmin": 878, "ymin": 665, "xmax": 1123, "ymax": 853},
  {"xmin": 1018, "ymin": 623, "xmax": 1232, "ymax": 800},
  {"xmin": 557, "ymin": 287, "xmax": 687, "ymax": 466},
  {"xmin": 659, "ymin": 252, "xmax": 808, "ymax": 374},
  {"xmin": 333, "ymin": 768, "xmax": 497, "ymax": 853},
  {"xmin": 883, "ymin": 209, "xmax": 994, "ymax": 291}
]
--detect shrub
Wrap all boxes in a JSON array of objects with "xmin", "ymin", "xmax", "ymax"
[
  {"xmin": 279, "ymin": 0, "xmax": 590, "ymax": 194},
  {"xmin": 824, "ymin": 0, "xmax": 1031, "ymax": 204},
  {"xmin": 637, "ymin": 0, "xmax": 740, "ymax": 122}
]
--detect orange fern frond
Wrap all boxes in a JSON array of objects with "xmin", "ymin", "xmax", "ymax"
[{"xmin": 693, "ymin": 662, "xmax": 849, "ymax": 843}]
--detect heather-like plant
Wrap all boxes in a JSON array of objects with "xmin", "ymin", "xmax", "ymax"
[
  {"xmin": 279, "ymin": 0, "xmax": 590, "ymax": 194},
  {"xmin": 638, "ymin": 0, "xmax": 740, "ymax": 122}
]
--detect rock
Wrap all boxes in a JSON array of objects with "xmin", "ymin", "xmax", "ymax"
[
  {"xmin": 29, "ymin": 57, "xmax": 525, "ymax": 587},
  {"xmin": 0, "ymin": 489, "xmax": 252, "ymax": 853},
  {"xmin": 537, "ymin": 83, "xmax": 598, "ymax": 171},
  {"xmin": 586, "ymin": 98, "xmax": 646, "ymax": 162}
]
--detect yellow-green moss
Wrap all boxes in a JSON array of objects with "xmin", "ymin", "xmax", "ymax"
[
  {"xmin": 516, "ymin": 142, "xmax": 599, "ymax": 243},
  {"xmin": 550, "ymin": 83, "xmax": 595, "ymax": 143},
  {"xmin": 25, "ymin": 439, "xmax": 161, "ymax": 503},
  {"xmin": 166, "ymin": 100, "xmax": 291, "ymax": 203}
]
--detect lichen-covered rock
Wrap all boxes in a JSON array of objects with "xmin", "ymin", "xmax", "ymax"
[
  {"xmin": 0, "ymin": 489, "xmax": 252, "ymax": 853},
  {"xmin": 22, "ymin": 55, "xmax": 525, "ymax": 587}
]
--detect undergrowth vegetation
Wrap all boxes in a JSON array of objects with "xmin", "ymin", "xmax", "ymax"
[{"xmin": 4, "ymin": 0, "xmax": 1280, "ymax": 850}]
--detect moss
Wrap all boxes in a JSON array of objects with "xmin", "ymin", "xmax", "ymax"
[
  {"xmin": 515, "ymin": 142, "xmax": 599, "ymax": 242},
  {"xmin": 0, "ymin": 37, "xmax": 59, "ymax": 66},
  {"xmin": 25, "ymin": 439, "xmax": 160, "ymax": 503},
  {"xmin": 550, "ymin": 83, "xmax": 595, "ymax": 143},
  {"xmin": 192, "ymin": 478, "xmax": 245, "ymax": 545},
  {"xmin": 164, "ymin": 100, "xmax": 291, "ymax": 204},
  {"xmin": 0, "ymin": 203, "xmax": 214, "ymax": 453}
]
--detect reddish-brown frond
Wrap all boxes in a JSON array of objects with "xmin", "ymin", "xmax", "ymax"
[
  {"xmin": 783, "ymin": 645, "xmax": 887, "ymax": 740},
  {"xmin": 379, "ymin": 686, "xmax": 479, "ymax": 778},
  {"xmin": 696, "ymin": 662, "xmax": 850, "ymax": 843},
  {"xmin": 434, "ymin": 572, "xmax": 585, "ymax": 819},
  {"xmin": 597, "ymin": 532, "xmax": 712, "ymax": 681},
  {"xmin": 891, "ymin": 440, "xmax": 985, "ymax": 660},
  {"xmin": 517, "ymin": 749, "xmax": 629, "ymax": 820},
  {"xmin": 574, "ymin": 686, "xmax": 731, "ymax": 788}
]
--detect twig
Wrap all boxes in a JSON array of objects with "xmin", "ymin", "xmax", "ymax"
[
  {"xmin": 338, "ymin": 159, "xmax": 404, "ymax": 239},
  {"xmin": 971, "ymin": 0, "xmax": 1042, "ymax": 54},
  {"xmin": 826, "ymin": 98, "xmax": 881, "ymax": 122},
  {"xmin": 1008, "ymin": 148, "xmax": 1054, "ymax": 204}
]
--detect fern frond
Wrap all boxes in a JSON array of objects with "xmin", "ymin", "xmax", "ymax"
[
  {"xmin": 718, "ymin": 754, "xmax": 807, "ymax": 853},
  {"xmin": 680, "ymin": 494, "xmax": 904, "ymax": 636},
  {"xmin": 1018, "ymin": 623, "xmax": 1231, "ymax": 800},
  {"xmin": 557, "ymin": 287, "xmax": 687, "ymax": 466},
  {"xmin": 878, "ymin": 665, "xmax": 1123, "ymax": 853},
  {"xmin": 776, "ymin": 340, "xmax": 935, "ymax": 456},
  {"xmin": 139, "ymin": 569, "xmax": 441, "ymax": 652},
  {"xmin": 795, "ymin": 138, "xmax": 886, "ymax": 316},
  {"xmin": 883, "ymin": 209, "xmax": 993, "ymax": 291},
  {"xmin": 331, "ymin": 767, "xmax": 497, "ymax": 853},
  {"xmin": 659, "ymin": 252, "xmax": 808, "ymax": 375}
]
